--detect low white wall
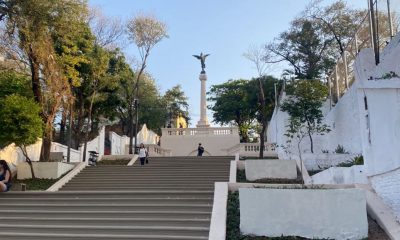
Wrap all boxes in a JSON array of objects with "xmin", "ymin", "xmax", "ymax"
[
  {"xmin": 161, "ymin": 127, "xmax": 240, "ymax": 156},
  {"xmin": 110, "ymin": 131, "xmax": 129, "ymax": 155},
  {"xmin": 81, "ymin": 126, "xmax": 105, "ymax": 160},
  {"xmin": 299, "ymin": 153, "xmax": 358, "ymax": 170},
  {"xmin": 0, "ymin": 141, "xmax": 42, "ymax": 172},
  {"xmin": 370, "ymin": 168, "xmax": 400, "ymax": 222},
  {"xmin": 309, "ymin": 165, "xmax": 368, "ymax": 185},
  {"xmin": 239, "ymin": 188, "xmax": 368, "ymax": 240},
  {"xmin": 245, "ymin": 160, "xmax": 297, "ymax": 181},
  {"xmin": 17, "ymin": 162, "xmax": 75, "ymax": 179},
  {"xmin": 51, "ymin": 142, "xmax": 81, "ymax": 162}
]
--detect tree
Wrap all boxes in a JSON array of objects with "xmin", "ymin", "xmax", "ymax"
[
  {"xmin": 126, "ymin": 13, "xmax": 168, "ymax": 153},
  {"xmin": 280, "ymin": 79, "xmax": 330, "ymax": 154},
  {"xmin": 163, "ymin": 85, "xmax": 190, "ymax": 126},
  {"xmin": 244, "ymin": 45, "xmax": 277, "ymax": 158},
  {"xmin": 208, "ymin": 79, "xmax": 257, "ymax": 142},
  {"xmin": 266, "ymin": 19, "xmax": 331, "ymax": 80},
  {"xmin": 0, "ymin": 95, "xmax": 42, "ymax": 178},
  {"xmin": 2, "ymin": 0, "xmax": 89, "ymax": 161}
]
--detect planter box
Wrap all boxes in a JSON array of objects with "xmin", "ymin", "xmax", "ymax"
[
  {"xmin": 302, "ymin": 153, "xmax": 358, "ymax": 170},
  {"xmin": 239, "ymin": 188, "xmax": 368, "ymax": 240},
  {"xmin": 17, "ymin": 162, "xmax": 75, "ymax": 179},
  {"xmin": 245, "ymin": 160, "xmax": 297, "ymax": 181}
]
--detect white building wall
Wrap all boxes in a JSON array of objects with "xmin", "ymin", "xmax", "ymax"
[{"xmin": 81, "ymin": 126, "xmax": 105, "ymax": 159}]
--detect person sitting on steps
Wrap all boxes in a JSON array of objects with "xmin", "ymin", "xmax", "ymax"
[
  {"xmin": 138, "ymin": 143, "xmax": 148, "ymax": 165},
  {"xmin": 197, "ymin": 143, "xmax": 204, "ymax": 157},
  {"xmin": 0, "ymin": 160, "xmax": 12, "ymax": 192}
]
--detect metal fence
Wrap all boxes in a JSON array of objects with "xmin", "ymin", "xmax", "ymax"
[{"xmin": 329, "ymin": 0, "xmax": 399, "ymax": 105}]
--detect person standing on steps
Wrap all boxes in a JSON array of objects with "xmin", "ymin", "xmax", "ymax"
[
  {"xmin": 138, "ymin": 143, "xmax": 148, "ymax": 165},
  {"xmin": 0, "ymin": 160, "xmax": 12, "ymax": 192},
  {"xmin": 197, "ymin": 143, "xmax": 204, "ymax": 157}
]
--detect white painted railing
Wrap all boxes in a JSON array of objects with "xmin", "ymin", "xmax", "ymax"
[
  {"xmin": 145, "ymin": 144, "xmax": 172, "ymax": 157},
  {"xmin": 162, "ymin": 127, "xmax": 239, "ymax": 137},
  {"xmin": 227, "ymin": 143, "xmax": 277, "ymax": 157}
]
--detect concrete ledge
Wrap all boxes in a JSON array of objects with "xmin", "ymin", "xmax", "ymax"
[
  {"xmin": 127, "ymin": 155, "xmax": 138, "ymax": 166},
  {"xmin": 245, "ymin": 160, "xmax": 297, "ymax": 181},
  {"xmin": 361, "ymin": 186, "xmax": 400, "ymax": 240},
  {"xmin": 209, "ymin": 182, "xmax": 228, "ymax": 240},
  {"xmin": 237, "ymin": 160, "xmax": 245, "ymax": 170},
  {"xmin": 228, "ymin": 182, "xmax": 356, "ymax": 192},
  {"xmin": 229, "ymin": 161, "xmax": 237, "ymax": 183},
  {"xmin": 239, "ymin": 188, "xmax": 368, "ymax": 240},
  {"xmin": 17, "ymin": 162, "xmax": 75, "ymax": 179},
  {"xmin": 46, "ymin": 162, "xmax": 86, "ymax": 192}
]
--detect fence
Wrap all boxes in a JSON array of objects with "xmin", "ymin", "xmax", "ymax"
[{"xmin": 329, "ymin": 0, "xmax": 400, "ymax": 104}]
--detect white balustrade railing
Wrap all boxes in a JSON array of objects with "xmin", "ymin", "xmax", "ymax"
[
  {"xmin": 227, "ymin": 142, "xmax": 277, "ymax": 157},
  {"xmin": 162, "ymin": 127, "xmax": 239, "ymax": 137}
]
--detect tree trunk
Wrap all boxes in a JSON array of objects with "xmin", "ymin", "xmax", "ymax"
[
  {"xmin": 82, "ymin": 91, "xmax": 96, "ymax": 162},
  {"xmin": 128, "ymin": 103, "xmax": 134, "ymax": 154},
  {"xmin": 20, "ymin": 146, "xmax": 35, "ymax": 179},
  {"xmin": 259, "ymin": 122, "xmax": 267, "ymax": 159},
  {"xmin": 40, "ymin": 132, "xmax": 52, "ymax": 162},
  {"xmin": 29, "ymin": 50, "xmax": 42, "ymax": 104},
  {"xmin": 257, "ymin": 78, "xmax": 267, "ymax": 159},
  {"xmin": 59, "ymin": 109, "xmax": 67, "ymax": 144},
  {"xmin": 308, "ymin": 131, "xmax": 314, "ymax": 153}
]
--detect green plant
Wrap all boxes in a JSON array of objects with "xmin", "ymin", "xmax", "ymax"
[
  {"xmin": 336, "ymin": 155, "xmax": 363, "ymax": 167},
  {"xmin": 353, "ymin": 155, "xmax": 364, "ymax": 165},
  {"xmin": 334, "ymin": 145, "xmax": 348, "ymax": 154},
  {"xmin": 321, "ymin": 149, "xmax": 329, "ymax": 153}
]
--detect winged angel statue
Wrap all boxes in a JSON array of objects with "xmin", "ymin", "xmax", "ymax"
[{"xmin": 193, "ymin": 52, "xmax": 210, "ymax": 73}]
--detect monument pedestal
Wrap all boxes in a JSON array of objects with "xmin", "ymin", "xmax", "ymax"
[{"xmin": 197, "ymin": 72, "xmax": 210, "ymax": 128}]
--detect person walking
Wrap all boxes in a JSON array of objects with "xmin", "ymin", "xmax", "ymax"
[
  {"xmin": 138, "ymin": 143, "xmax": 148, "ymax": 166},
  {"xmin": 0, "ymin": 160, "xmax": 12, "ymax": 192},
  {"xmin": 197, "ymin": 143, "xmax": 204, "ymax": 157}
]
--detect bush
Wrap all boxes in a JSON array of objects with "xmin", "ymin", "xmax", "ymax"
[{"xmin": 334, "ymin": 145, "xmax": 348, "ymax": 154}]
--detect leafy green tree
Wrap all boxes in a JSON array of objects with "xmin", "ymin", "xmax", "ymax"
[
  {"xmin": 0, "ymin": 95, "xmax": 42, "ymax": 178},
  {"xmin": 2, "ymin": 0, "xmax": 90, "ymax": 161},
  {"xmin": 266, "ymin": 19, "xmax": 330, "ymax": 80},
  {"xmin": 163, "ymin": 85, "xmax": 190, "ymax": 126},
  {"xmin": 280, "ymin": 80, "xmax": 330, "ymax": 154},
  {"xmin": 0, "ymin": 71, "xmax": 32, "ymax": 99},
  {"xmin": 208, "ymin": 79, "xmax": 257, "ymax": 142}
]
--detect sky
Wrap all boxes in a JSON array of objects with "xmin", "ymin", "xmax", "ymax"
[{"xmin": 89, "ymin": 0, "xmax": 368, "ymax": 127}]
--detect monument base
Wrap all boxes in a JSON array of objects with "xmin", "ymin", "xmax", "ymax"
[{"xmin": 196, "ymin": 120, "xmax": 210, "ymax": 128}]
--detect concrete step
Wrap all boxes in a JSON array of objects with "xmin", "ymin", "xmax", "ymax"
[
  {"xmin": 60, "ymin": 186, "xmax": 215, "ymax": 191},
  {"xmin": 0, "ymin": 217, "xmax": 211, "ymax": 227},
  {"xmin": 3, "ymin": 191, "xmax": 214, "ymax": 198},
  {"xmin": 0, "ymin": 209, "xmax": 211, "ymax": 219},
  {"xmin": 0, "ymin": 224, "xmax": 209, "ymax": 237},
  {"xmin": 0, "ymin": 197, "xmax": 213, "ymax": 204},
  {"xmin": 0, "ymin": 232, "xmax": 208, "ymax": 240},
  {"xmin": 0, "ymin": 203, "xmax": 212, "ymax": 212}
]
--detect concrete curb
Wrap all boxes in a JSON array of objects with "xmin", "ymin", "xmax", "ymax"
[
  {"xmin": 46, "ymin": 162, "xmax": 86, "ymax": 192},
  {"xmin": 127, "ymin": 155, "xmax": 139, "ymax": 166},
  {"xmin": 209, "ymin": 182, "xmax": 228, "ymax": 240},
  {"xmin": 357, "ymin": 185, "xmax": 400, "ymax": 240},
  {"xmin": 229, "ymin": 161, "xmax": 237, "ymax": 183}
]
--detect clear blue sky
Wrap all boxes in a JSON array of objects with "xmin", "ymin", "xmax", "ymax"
[{"xmin": 89, "ymin": 0, "xmax": 367, "ymax": 126}]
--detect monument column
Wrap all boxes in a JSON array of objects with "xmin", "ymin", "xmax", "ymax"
[{"xmin": 197, "ymin": 72, "xmax": 210, "ymax": 128}]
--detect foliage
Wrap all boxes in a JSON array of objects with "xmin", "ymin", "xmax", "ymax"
[
  {"xmin": 334, "ymin": 145, "xmax": 348, "ymax": 154},
  {"xmin": 208, "ymin": 79, "xmax": 257, "ymax": 142},
  {"xmin": 0, "ymin": 95, "xmax": 42, "ymax": 148},
  {"xmin": 126, "ymin": 13, "xmax": 168, "ymax": 153},
  {"xmin": 336, "ymin": 155, "xmax": 364, "ymax": 167},
  {"xmin": 0, "ymin": 71, "xmax": 32, "ymax": 99},
  {"xmin": 163, "ymin": 85, "xmax": 190, "ymax": 125},
  {"xmin": 281, "ymin": 80, "xmax": 330, "ymax": 154}
]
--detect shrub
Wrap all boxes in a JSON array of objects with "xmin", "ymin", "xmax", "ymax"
[{"xmin": 334, "ymin": 145, "xmax": 348, "ymax": 154}]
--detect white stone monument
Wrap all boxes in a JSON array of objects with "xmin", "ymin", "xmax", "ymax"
[{"xmin": 197, "ymin": 72, "xmax": 210, "ymax": 128}]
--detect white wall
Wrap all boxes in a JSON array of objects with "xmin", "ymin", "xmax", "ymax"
[
  {"xmin": 110, "ymin": 132, "xmax": 129, "ymax": 155},
  {"xmin": 160, "ymin": 127, "xmax": 240, "ymax": 156},
  {"xmin": 51, "ymin": 142, "xmax": 81, "ymax": 162},
  {"xmin": 80, "ymin": 126, "xmax": 105, "ymax": 160},
  {"xmin": 239, "ymin": 188, "xmax": 368, "ymax": 240},
  {"xmin": 308, "ymin": 165, "xmax": 368, "ymax": 185}
]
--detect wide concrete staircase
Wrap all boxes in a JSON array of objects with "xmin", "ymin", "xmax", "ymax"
[{"xmin": 0, "ymin": 156, "xmax": 231, "ymax": 240}]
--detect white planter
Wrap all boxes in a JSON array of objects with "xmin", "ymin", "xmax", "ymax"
[
  {"xmin": 17, "ymin": 162, "xmax": 75, "ymax": 179},
  {"xmin": 245, "ymin": 160, "xmax": 297, "ymax": 181},
  {"xmin": 239, "ymin": 188, "xmax": 368, "ymax": 240},
  {"xmin": 301, "ymin": 153, "xmax": 358, "ymax": 170}
]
